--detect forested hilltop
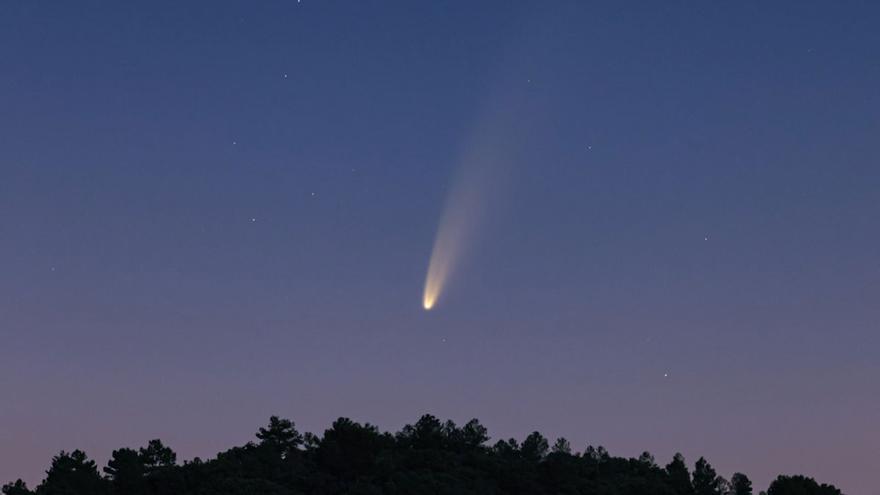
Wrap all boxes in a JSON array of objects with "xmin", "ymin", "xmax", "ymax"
[{"xmin": 3, "ymin": 415, "xmax": 843, "ymax": 495}]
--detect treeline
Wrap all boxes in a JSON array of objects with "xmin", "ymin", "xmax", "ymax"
[{"xmin": 3, "ymin": 414, "xmax": 843, "ymax": 495}]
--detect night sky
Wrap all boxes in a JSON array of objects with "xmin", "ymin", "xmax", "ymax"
[{"xmin": 2, "ymin": 1, "xmax": 878, "ymax": 493}]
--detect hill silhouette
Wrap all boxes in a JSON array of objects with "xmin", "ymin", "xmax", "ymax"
[{"xmin": 2, "ymin": 414, "xmax": 843, "ymax": 495}]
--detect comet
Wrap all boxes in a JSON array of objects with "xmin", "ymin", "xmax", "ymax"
[
  {"xmin": 421, "ymin": 177, "xmax": 481, "ymax": 310},
  {"xmin": 419, "ymin": 52, "xmax": 537, "ymax": 309},
  {"xmin": 422, "ymin": 173, "xmax": 484, "ymax": 310},
  {"xmin": 421, "ymin": 98, "xmax": 520, "ymax": 311}
]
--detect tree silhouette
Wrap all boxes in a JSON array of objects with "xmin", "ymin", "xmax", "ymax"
[
  {"xmin": 731, "ymin": 472, "xmax": 753, "ymax": 495},
  {"xmin": 551, "ymin": 437, "xmax": 571, "ymax": 455},
  {"xmin": 104, "ymin": 448, "xmax": 145, "ymax": 494},
  {"xmin": 36, "ymin": 450, "xmax": 106, "ymax": 495},
  {"xmin": 666, "ymin": 453, "xmax": 695, "ymax": 495},
  {"xmin": 1, "ymin": 480, "xmax": 32, "ymax": 495},
  {"xmin": 460, "ymin": 419, "xmax": 489, "ymax": 449},
  {"xmin": 138, "ymin": 440, "xmax": 176, "ymax": 472},
  {"xmin": 766, "ymin": 475, "xmax": 842, "ymax": 495},
  {"xmin": 2, "ymin": 414, "xmax": 846, "ymax": 495},
  {"xmin": 256, "ymin": 416, "xmax": 303, "ymax": 456},
  {"xmin": 316, "ymin": 417, "xmax": 390, "ymax": 480},
  {"xmin": 520, "ymin": 432, "xmax": 549, "ymax": 461},
  {"xmin": 693, "ymin": 457, "xmax": 722, "ymax": 495},
  {"xmin": 584, "ymin": 445, "xmax": 609, "ymax": 462},
  {"xmin": 397, "ymin": 414, "xmax": 444, "ymax": 450},
  {"xmin": 492, "ymin": 438, "xmax": 520, "ymax": 460}
]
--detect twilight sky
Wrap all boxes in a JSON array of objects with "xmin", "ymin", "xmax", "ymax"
[{"xmin": 1, "ymin": 1, "xmax": 878, "ymax": 493}]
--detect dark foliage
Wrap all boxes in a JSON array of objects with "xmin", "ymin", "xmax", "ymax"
[
  {"xmin": 692, "ymin": 457, "xmax": 722, "ymax": 495},
  {"xmin": 1, "ymin": 480, "xmax": 31, "ymax": 495},
  {"xmin": 731, "ymin": 472, "xmax": 753, "ymax": 495},
  {"xmin": 4, "ymin": 415, "xmax": 844, "ymax": 495},
  {"xmin": 766, "ymin": 475, "xmax": 842, "ymax": 495}
]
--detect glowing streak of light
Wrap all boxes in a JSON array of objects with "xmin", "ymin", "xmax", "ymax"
[
  {"xmin": 421, "ymin": 184, "xmax": 476, "ymax": 310},
  {"xmin": 420, "ymin": 74, "xmax": 530, "ymax": 311},
  {"xmin": 420, "ymin": 15, "xmax": 561, "ymax": 311},
  {"xmin": 422, "ymin": 144, "xmax": 498, "ymax": 311}
]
